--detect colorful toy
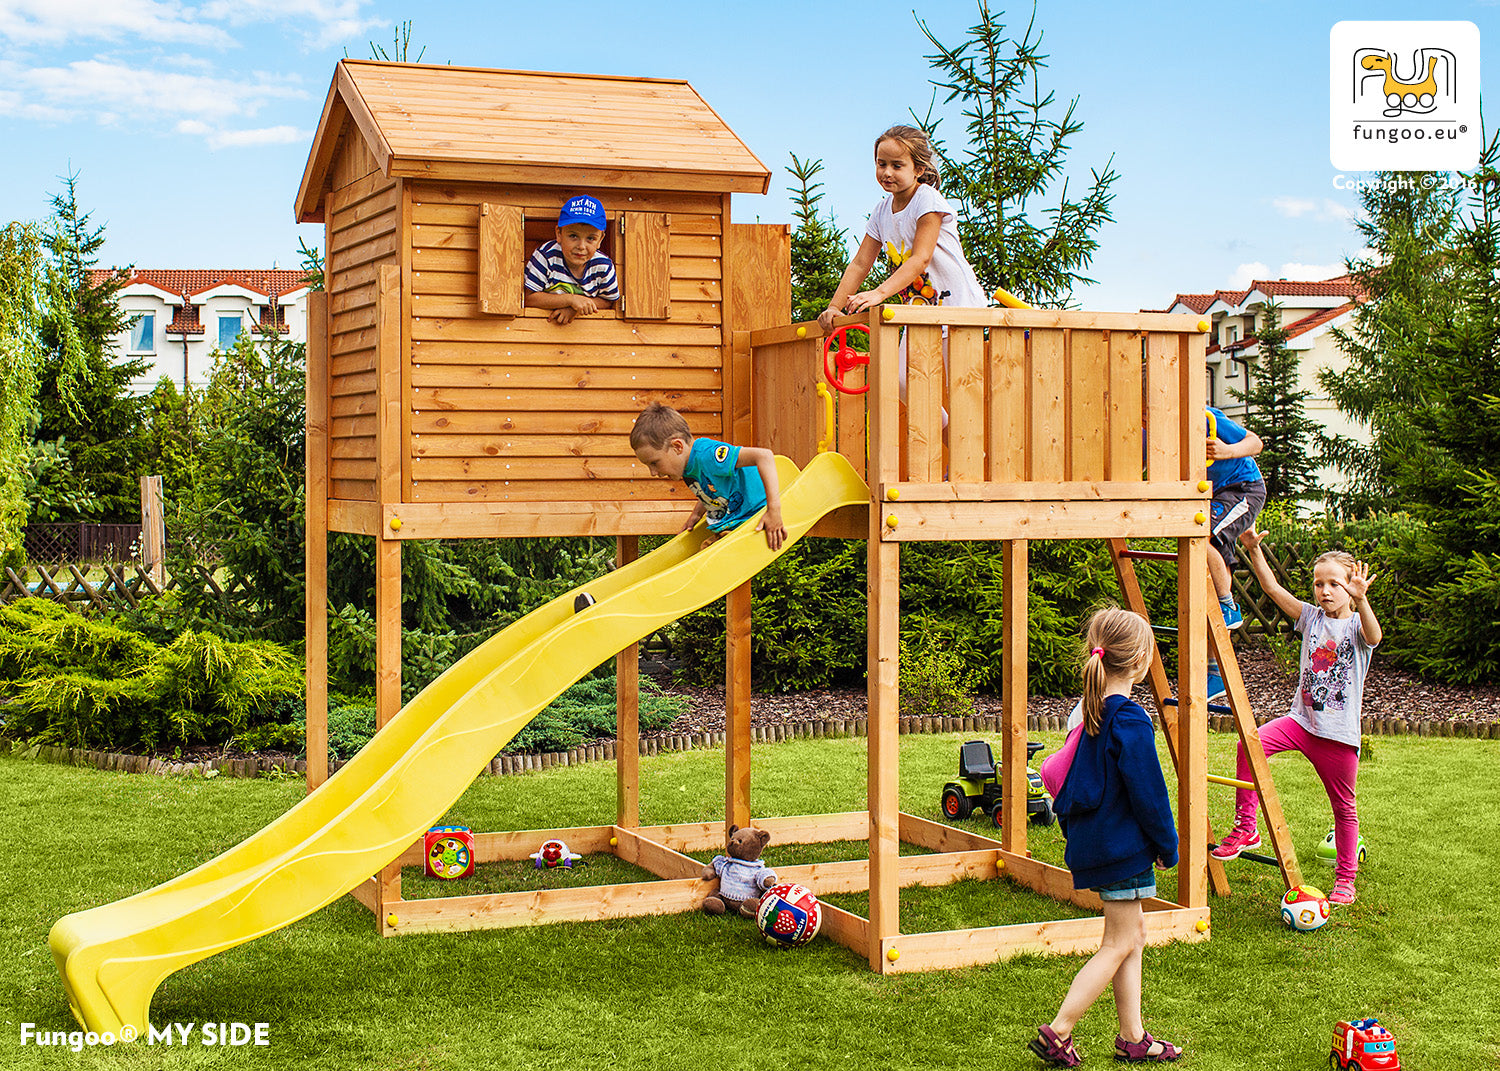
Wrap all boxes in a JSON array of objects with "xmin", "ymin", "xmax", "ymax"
[
  {"xmin": 1315, "ymin": 828, "xmax": 1368, "ymax": 866},
  {"xmin": 530, "ymin": 839, "xmax": 582, "ymax": 869},
  {"xmin": 424, "ymin": 826, "xmax": 474, "ymax": 880},
  {"xmin": 701, "ymin": 824, "xmax": 777, "ymax": 918},
  {"xmin": 756, "ymin": 883, "xmax": 821, "ymax": 948},
  {"xmin": 941, "ymin": 739, "xmax": 1055, "ymax": 828},
  {"xmin": 1280, "ymin": 885, "xmax": 1330, "ymax": 932},
  {"xmin": 822, "ymin": 324, "xmax": 871, "ymax": 395},
  {"xmin": 1331, "ymin": 1018, "xmax": 1401, "ymax": 1070}
]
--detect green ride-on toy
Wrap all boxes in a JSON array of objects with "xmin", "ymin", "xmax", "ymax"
[{"xmin": 941, "ymin": 739, "xmax": 1055, "ymax": 829}]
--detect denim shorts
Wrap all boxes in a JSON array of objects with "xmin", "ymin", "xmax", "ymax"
[{"xmin": 1095, "ymin": 868, "xmax": 1157, "ymax": 901}]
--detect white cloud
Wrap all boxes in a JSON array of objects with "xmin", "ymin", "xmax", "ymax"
[
  {"xmin": 0, "ymin": 0, "xmax": 231, "ymax": 47},
  {"xmin": 205, "ymin": 124, "xmax": 307, "ymax": 148},
  {"xmin": 1228, "ymin": 262, "xmax": 1269, "ymax": 290},
  {"xmin": 1319, "ymin": 199, "xmax": 1354, "ymax": 222},
  {"xmin": 1272, "ymin": 196, "xmax": 1317, "ymax": 218},
  {"xmin": 198, "ymin": 0, "xmax": 384, "ymax": 49},
  {"xmin": 0, "ymin": 57, "xmax": 306, "ymax": 121},
  {"xmin": 1278, "ymin": 262, "xmax": 1347, "ymax": 281}
]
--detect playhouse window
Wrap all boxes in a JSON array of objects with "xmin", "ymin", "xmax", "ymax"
[
  {"xmin": 128, "ymin": 312, "xmax": 155, "ymax": 354},
  {"xmin": 522, "ymin": 213, "xmax": 616, "ymax": 269}
]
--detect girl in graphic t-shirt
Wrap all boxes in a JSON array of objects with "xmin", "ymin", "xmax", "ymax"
[
  {"xmin": 817, "ymin": 125, "xmax": 987, "ymax": 423},
  {"xmin": 1212, "ymin": 535, "xmax": 1382, "ymax": 907}
]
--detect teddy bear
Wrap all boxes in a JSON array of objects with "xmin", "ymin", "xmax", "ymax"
[{"xmin": 701, "ymin": 824, "xmax": 776, "ymax": 919}]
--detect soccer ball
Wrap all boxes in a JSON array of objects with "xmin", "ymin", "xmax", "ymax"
[
  {"xmin": 756, "ymin": 883, "xmax": 822, "ymax": 948},
  {"xmin": 1280, "ymin": 885, "xmax": 1330, "ymax": 932}
]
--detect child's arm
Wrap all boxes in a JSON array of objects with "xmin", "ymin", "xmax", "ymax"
[
  {"xmin": 1340, "ymin": 560, "xmax": 1383, "ymax": 646},
  {"xmin": 524, "ymin": 290, "xmax": 607, "ymax": 324},
  {"xmin": 818, "ymin": 235, "xmax": 882, "ymax": 333},
  {"xmin": 1207, "ymin": 427, "xmax": 1264, "ymax": 462},
  {"xmin": 681, "ymin": 500, "xmax": 707, "ymax": 533},
  {"xmin": 1240, "ymin": 528, "xmax": 1303, "ymax": 620},
  {"xmin": 844, "ymin": 212, "xmax": 942, "ymax": 317},
  {"xmin": 736, "ymin": 446, "xmax": 786, "ymax": 550}
]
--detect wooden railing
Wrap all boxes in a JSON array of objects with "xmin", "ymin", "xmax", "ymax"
[{"xmin": 749, "ymin": 305, "xmax": 1210, "ymax": 542}]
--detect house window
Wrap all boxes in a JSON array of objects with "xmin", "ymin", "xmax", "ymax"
[
  {"xmin": 128, "ymin": 313, "xmax": 155, "ymax": 353},
  {"xmin": 1225, "ymin": 325, "xmax": 1238, "ymax": 345},
  {"xmin": 217, "ymin": 314, "xmax": 243, "ymax": 350},
  {"xmin": 1206, "ymin": 367, "xmax": 1216, "ymax": 406},
  {"xmin": 1226, "ymin": 358, "xmax": 1239, "ymax": 379}
]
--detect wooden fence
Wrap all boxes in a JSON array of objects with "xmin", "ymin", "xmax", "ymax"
[
  {"xmin": 1, "ymin": 561, "xmax": 250, "ymax": 614},
  {"xmin": 22, "ymin": 523, "xmax": 141, "ymax": 564}
]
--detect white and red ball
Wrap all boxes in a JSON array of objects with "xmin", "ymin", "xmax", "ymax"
[
  {"xmin": 756, "ymin": 883, "xmax": 822, "ymax": 948},
  {"xmin": 1280, "ymin": 885, "xmax": 1330, "ymax": 932}
]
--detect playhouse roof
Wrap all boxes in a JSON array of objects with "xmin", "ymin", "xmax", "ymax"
[{"xmin": 296, "ymin": 60, "xmax": 771, "ymax": 222}]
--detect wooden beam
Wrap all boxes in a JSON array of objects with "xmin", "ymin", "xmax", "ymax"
[
  {"xmin": 888, "ymin": 480, "xmax": 1206, "ymax": 502},
  {"xmin": 305, "ymin": 291, "xmax": 330, "ymax": 792},
  {"xmin": 617, "ymin": 535, "xmax": 640, "ymax": 828},
  {"xmin": 725, "ymin": 580, "xmax": 752, "ymax": 831},
  {"xmin": 1001, "ymin": 540, "xmax": 1029, "ymax": 853},
  {"xmin": 879, "ymin": 500, "xmax": 1209, "ymax": 541}
]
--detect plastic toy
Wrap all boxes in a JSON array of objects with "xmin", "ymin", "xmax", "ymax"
[
  {"xmin": 756, "ymin": 883, "xmax": 821, "ymax": 948},
  {"xmin": 1331, "ymin": 1018, "xmax": 1401, "ymax": 1070},
  {"xmin": 941, "ymin": 739, "xmax": 1055, "ymax": 828},
  {"xmin": 424, "ymin": 826, "xmax": 474, "ymax": 880},
  {"xmin": 1315, "ymin": 828, "xmax": 1368, "ymax": 866},
  {"xmin": 822, "ymin": 324, "xmax": 871, "ymax": 395},
  {"xmin": 1280, "ymin": 885, "xmax": 1330, "ymax": 932},
  {"xmin": 530, "ymin": 839, "xmax": 582, "ymax": 869}
]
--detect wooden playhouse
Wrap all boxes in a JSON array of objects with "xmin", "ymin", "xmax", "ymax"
[{"xmin": 296, "ymin": 58, "xmax": 1256, "ymax": 974}]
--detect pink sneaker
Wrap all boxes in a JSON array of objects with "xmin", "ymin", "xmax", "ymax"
[
  {"xmin": 1329, "ymin": 879, "xmax": 1357, "ymax": 905},
  {"xmin": 1211, "ymin": 824, "xmax": 1262, "ymax": 861}
]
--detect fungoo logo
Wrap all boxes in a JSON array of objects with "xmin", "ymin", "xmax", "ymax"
[{"xmin": 1330, "ymin": 21, "xmax": 1480, "ymax": 170}]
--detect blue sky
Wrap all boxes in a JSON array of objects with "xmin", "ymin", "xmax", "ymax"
[{"xmin": 1, "ymin": 0, "xmax": 1495, "ymax": 313}]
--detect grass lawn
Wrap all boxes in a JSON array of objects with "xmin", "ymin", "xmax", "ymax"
[{"xmin": 2, "ymin": 728, "xmax": 1496, "ymax": 1070}]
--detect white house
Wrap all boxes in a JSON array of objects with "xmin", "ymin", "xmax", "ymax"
[
  {"xmin": 91, "ymin": 269, "xmax": 312, "ymax": 393},
  {"xmin": 1152, "ymin": 275, "xmax": 1367, "ymax": 492}
]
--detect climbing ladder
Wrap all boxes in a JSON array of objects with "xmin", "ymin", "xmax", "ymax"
[{"xmin": 1108, "ymin": 538, "xmax": 1303, "ymax": 896}]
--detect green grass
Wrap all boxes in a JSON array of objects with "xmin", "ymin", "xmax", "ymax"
[{"xmin": 2, "ymin": 730, "xmax": 1496, "ymax": 1070}]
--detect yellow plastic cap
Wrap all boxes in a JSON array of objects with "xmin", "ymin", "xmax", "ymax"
[
  {"xmin": 609, "ymin": 837, "xmax": 618, "ymax": 847},
  {"xmin": 1197, "ymin": 480, "xmax": 1210, "ymax": 493},
  {"xmin": 885, "ymin": 514, "xmax": 899, "ymax": 529},
  {"xmin": 386, "ymin": 914, "xmax": 398, "ymax": 927},
  {"xmin": 1195, "ymin": 919, "xmax": 1209, "ymax": 933},
  {"xmin": 796, "ymin": 326, "xmax": 807, "ymax": 338},
  {"xmin": 1195, "ymin": 511, "xmax": 1207, "ymax": 525},
  {"xmin": 1197, "ymin": 319, "xmax": 1210, "ymax": 333},
  {"xmin": 882, "ymin": 306, "xmax": 895, "ymax": 321},
  {"xmin": 886, "ymin": 487, "xmax": 900, "ymax": 501},
  {"xmin": 886, "ymin": 947, "xmax": 901, "ymax": 962},
  {"xmin": 389, "ymin": 517, "xmax": 402, "ymax": 531}
]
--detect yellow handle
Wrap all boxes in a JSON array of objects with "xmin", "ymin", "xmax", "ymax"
[
  {"xmin": 1205, "ymin": 408, "xmax": 1217, "ymax": 469},
  {"xmin": 816, "ymin": 382, "xmax": 834, "ymax": 454},
  {"xmin": 993, "ymin": 286, "xmax": 1033, "ymax": 310}
]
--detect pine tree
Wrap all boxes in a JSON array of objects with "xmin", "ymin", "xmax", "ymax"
[
  {"xmin": 1231, "ymin": 300, "xmax": 1320, "ymax": 501},
  {"xmin": 786, "ymin": 154, "xmax": 849, "ymax": 323},
  {"xmin": 913, "ymin": 1, "xmax": 1119, "ymax": 307}
]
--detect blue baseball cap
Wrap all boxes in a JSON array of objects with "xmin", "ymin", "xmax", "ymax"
[{"xmin": 557, "ymin": 195, "xmax": 606, "ymax": 232}]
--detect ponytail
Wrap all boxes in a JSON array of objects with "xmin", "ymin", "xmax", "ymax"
[{"xmin": 1078, "ymin": 608, "xmax": 1155, "ymax": 735}]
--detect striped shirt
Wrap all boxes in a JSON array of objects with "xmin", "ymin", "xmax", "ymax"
[{"xmin": 523, "ymin": 241, "xmax": 620, "ymax": 299}]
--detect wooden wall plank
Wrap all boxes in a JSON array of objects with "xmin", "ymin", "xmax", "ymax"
[
  {"xmin": 906, "ymin": 325, "xmax": 944, "ymax": 482},
  {"xmin": 1144, "ymin": 332, "xmax": 1179, "ymax": 482},
  {"xmin": 1029, "ymin": 328, "xmax": 1065, "ymax": 482},
  {"xmin": 988, "ymin": 326, "xmax": 1027, "ymax": 481},
  {"xmin": 1108, "ymin": 330, "xmax": 1143, "ymax": 481},
  {"xmin": 1069, "ymin": 330, "xmax": 1107, "ymax": 481},
  {"xmin": 948, "ymin": 326, "xmax": 984, "ymax": 481}
]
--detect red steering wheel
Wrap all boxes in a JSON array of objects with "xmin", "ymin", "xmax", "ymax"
[{"xmin": 822, "ymin": 325, "xmax": 871, "ymax": 395}]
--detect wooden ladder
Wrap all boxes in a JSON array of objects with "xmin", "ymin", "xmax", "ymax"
[{"xmin": 1108, "ymin": 538, "xmax": 1303, "ymax": 895}]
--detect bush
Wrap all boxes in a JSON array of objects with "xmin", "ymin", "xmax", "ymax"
[
  {"xmin": 506, "ymin": 674, "xmax": 686, "ymax": 754},
  {"xmin": 899, "ymin": 631, "xmax": 974, "ymax": 720}
]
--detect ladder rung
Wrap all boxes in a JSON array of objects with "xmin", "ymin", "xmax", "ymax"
[
  {"xmin": 1118, "ymin": 549, "xmax": 1179, "ymax": 561},
  {"xmin": 1151, "ymin": 625, "xmax": 1179, "ymax": 635},
  {"xmin": 1207, "ymin": 773, "xmax": 1255, "ymax": 791},
  {"xmin": 1159, "ymin": 696, "xmax": 1233, "ymax": 716},
  {"xmin": 1208, "ymin": 844, "xmax": 1278, "ymax": 867}
]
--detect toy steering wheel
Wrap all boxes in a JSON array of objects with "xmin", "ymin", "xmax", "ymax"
[{"xmin": 822, "ymin": 325, "xmax": 871, "ymax": 395}]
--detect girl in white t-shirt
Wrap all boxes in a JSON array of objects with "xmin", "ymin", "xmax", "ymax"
[{"xmin": 817, "ymin": 126, "xmax": 988, "ymax": 424}]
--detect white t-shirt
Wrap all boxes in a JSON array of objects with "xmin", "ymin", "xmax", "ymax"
[
  {"xmin": 864, "ymin": 183, "xmax": 987, "ymax": 309},
  {"xmin": 1290, "ymin": 603, "xmax": 1377, "ymax": 749}
]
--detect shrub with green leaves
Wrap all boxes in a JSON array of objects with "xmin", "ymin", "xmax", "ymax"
[
  {"xmin": 0, "ymin": 599, "xmax": 303, "ymax": 750},
  {"xmin": 899, "ymin": 631, "xmax": 974, "ymax": 720}
]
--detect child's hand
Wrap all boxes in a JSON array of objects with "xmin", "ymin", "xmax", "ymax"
[
  {"xmin": 1337, "ymin": 560, "xmax": 1378, "ymax": 603},
  {"xmin": 817, "ymin": 307, "xmax": 840, "ymax": 333},
  {"xmin": 1238, "ymin": 526, "xmax": 1267, "ymax": 553},
  {"xmin": 568, "ymin": 294, "xmax": 600, "ymax": 315},
  {"xmin": 548, "ymin": 306, "xmax": 578, "ymax": 325},
  {"xmin": 844, "ymin": 289, "xmax": 885, "ymax": 316},
  {"xmin": 757, "ymin": 508, "xmax": 787, "ymax": 551}
]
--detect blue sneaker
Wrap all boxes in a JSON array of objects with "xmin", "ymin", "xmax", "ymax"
[
  {"xmin": 1219, "ymin": 598, "xmax": 1243, "ymax": 630},
  {"xmin": 1206, "ymin": 668, "xmax": 1227, "ymax": 702}
]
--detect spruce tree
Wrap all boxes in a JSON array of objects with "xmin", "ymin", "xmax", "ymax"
[{"xmin": 786, "ymin": 154, "xmax": 849, "ymax": 323}]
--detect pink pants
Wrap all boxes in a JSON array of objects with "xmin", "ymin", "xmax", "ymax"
[{"xmin": 1234, "ymin": 715, "xmax": 1361, "ymax": 882}]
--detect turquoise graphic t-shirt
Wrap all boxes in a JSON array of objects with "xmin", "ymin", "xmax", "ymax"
[{"xmin": 683, "ymin": 437, "xmax": 766, "ymax": 533}]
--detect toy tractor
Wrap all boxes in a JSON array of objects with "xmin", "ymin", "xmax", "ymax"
[{"xmin": 941, "ymin": 739, "xmax": 1055, "ymax": 829}]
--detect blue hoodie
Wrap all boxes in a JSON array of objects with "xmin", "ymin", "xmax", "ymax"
[{"xmin": 1053, "ymin": 694, "xmax": 1179, "ymax": 890}]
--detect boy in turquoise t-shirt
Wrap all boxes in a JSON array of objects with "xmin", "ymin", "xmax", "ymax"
[
  {"xmin": 1206, "ymin": 405, "xmax": 1267, "ymax": 699},
  {"xmin": 629, "ymin": 402, "xmax": 786, "ymax": 550}
]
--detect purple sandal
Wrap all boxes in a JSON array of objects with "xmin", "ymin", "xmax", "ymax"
[
  {"xmin": 1029, "ymin": 1025, "xmax": 1082, "ymax": 1067},
  {"xmin": 1114, "ymin": 1031, "xmax": 1182, "ymax": 1062}
]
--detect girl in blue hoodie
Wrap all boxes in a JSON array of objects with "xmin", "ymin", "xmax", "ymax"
[{"xmin": 1030, "ymin": 608, "xmax": 1183, "ymax": 1066}]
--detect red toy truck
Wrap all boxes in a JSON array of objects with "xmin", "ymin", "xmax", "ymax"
[{"xmin": 1331, "ymin": 1019, "xmax": 1400, "ymax": 1071}]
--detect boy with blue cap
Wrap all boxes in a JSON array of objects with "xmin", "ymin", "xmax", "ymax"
[{"xmin": 523, "ymin": 194, "xmax": 620, "ymax": 324}]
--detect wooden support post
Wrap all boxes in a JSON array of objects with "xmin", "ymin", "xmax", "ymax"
[
  {"xmin": 616, "ymin": 535, "xmax": 640, "ymax": 828},
  {"xmin": 304, "ymin": 291, "xmax": 330, "ymax": 792},
  {"xmin": 138, "ymin": 475, "xmax": 165, "ymax": 588},
  {"xmin": 1000, "ymin": 539, "xmax": 1029, "ymax": 853},
  {"xmin": 373, "ymin": 263, "xmax": 403, "ymax": 913},
  {"xmin": 1176, "ymin": 536, "xmax": 1210, "ymax": 908},
  {"xmin": 725, "ymin": 580, "xmax": 752, "ymax": 830},
  {"xmin": 868, "ymin": 312, "xmax": 902, "ymax": 967}
]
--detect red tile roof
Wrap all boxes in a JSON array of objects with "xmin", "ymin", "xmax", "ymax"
[
  {"xmin": 1284, "ymin": 301, "xmax": 1356, "ymax": 340},
  {"xmin": 1164, "ymin": 275, "xmax": 1364, "ymax": 314},
  {"xmin": 91, "ymin": 268, "xmax": 310, "ymax": 298}
]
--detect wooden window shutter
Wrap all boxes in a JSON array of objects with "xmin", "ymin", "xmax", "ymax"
[
  {"xmin": 477, "ymin": 203, "xmax": 523, "ymax": 316},
  {"xmin": 620, "ymin": 212, "xmax": 671, "ymax": 320}
]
